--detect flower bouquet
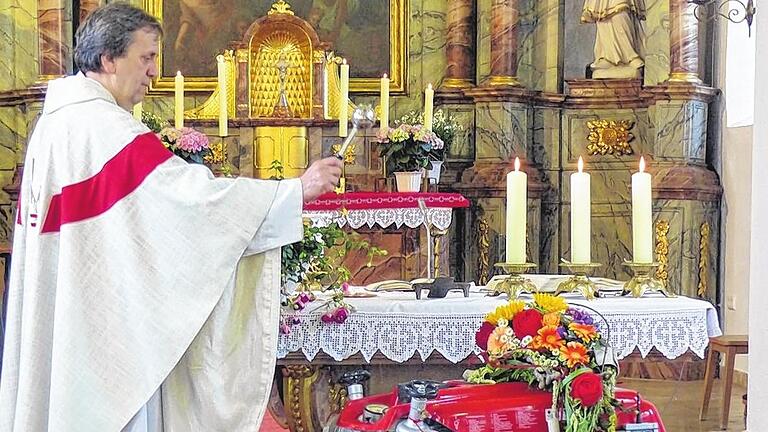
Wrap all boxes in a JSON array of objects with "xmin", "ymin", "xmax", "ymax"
[
  {"xmin": 376, "ymin": 124, "xmax": 444, "ymax": 174},
  {"xmin": 397, "ymin": 108, "xmax": 462, "ymax": 162},
  {"xmin": 466, "ymin": 294, "xmax": 618, "ymax": 432},
  {"xmin": 158, "ymin": 126, "xmax": 212, "ymax": 164}
]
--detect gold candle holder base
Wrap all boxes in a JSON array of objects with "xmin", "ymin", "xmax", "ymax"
[
  {"xmin": 556, "ymin": 261, "xmax": 602, "ymax": 300},
  {"xmin": 622, "ymin": 261, "xmax": 675, "ymax": 298},
  {"xmin": 491, "ymin": 262, "xmax": 538, "ymax": 299}
]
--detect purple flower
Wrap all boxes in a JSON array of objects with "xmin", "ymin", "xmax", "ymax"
[
  {"xmin": 292, "ymin": 317, "xmax": 302, "ymax": 325},
  {"xmin": 299, "ymin": 292, "xmax": 311, "ymax": 303},
  {"xmin": 321, "ymin": 312, "xmax": 335, "ymax": 324},
  {"xmin": 567, "ymin": 308, "xmax": 595, "ymax": 325}
]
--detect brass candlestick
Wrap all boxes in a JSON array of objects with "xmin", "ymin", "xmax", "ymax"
[
  {"xmin": 622, "ymin": 261, "xmax": 675, "ymax": 298},
  {"xmin": 491, "ymin": 262, "xmax": 538, "ymax": 299},
  {"xmin": 556, "ymin": 261, "xmax": 602, "ymax": 300}
]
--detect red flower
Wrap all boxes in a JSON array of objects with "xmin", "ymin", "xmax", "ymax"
[
  {"xmin": 570, "ymin": 372, "xmax": 604, "ymax": 407},
  {"xmin": 475, "ymin": 321, "xmax": 495, "ymax": 351},
  {"xmin": 512, "ymin": 309, "xmax": 543, "ymax": 339}
]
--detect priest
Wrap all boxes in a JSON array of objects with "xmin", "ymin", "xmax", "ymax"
[{"xmin": 0, "ymin": 3, "xmax": 342, "ymax": 431}]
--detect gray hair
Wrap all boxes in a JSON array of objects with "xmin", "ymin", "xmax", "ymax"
[{"xmin": 74, "ymin": 2, "xmax": 162, "ymax": 73}]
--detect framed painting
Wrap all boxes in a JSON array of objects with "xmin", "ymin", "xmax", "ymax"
[{"xmin": 144, "ymin": 0, "xmax": 407, "ymax": 93}]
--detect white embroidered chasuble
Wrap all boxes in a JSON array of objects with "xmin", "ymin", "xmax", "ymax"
[{"xmin": 0, "ymin": 74, "xmax": 302, "ymax": 431}]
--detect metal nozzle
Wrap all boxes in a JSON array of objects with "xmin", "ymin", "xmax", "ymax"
[{"xmin": 335, "ymin": 105, "xmax": 376, "ymax": 159}]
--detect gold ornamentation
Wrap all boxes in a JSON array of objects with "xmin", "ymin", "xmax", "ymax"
[
  {"xmin": 144, "ymin": 0, "xmax": 407, "ymax": 93},
  {"xmin": 204, "ymin": 138, "xmax": 227, "ymax": 165},
  {"xmin": 484, "ymin": 75, "xmax": 521, "ymax": 87},
  {"xmin": 328, "ymin": 382, "xmax": 348, "ymax": 414},
  {"xmin": 586, "ymin": 119, "xmax": 634, "ymax": 156},
  {"xmin": 655, "ymin": 220, "xmax": 670, "ymax": 287},
  {"xmin": 331, "ymin": 143, "xmax": 357, "ymax": 164},
  {"xmin": 698, "ymin": 222, "xmax": 710, "ymax": 298},
  {"xmin": 432, "ymin": 228, "xmax": 448, "ymax": 276},
  {"xmin": 478, "ymin": 215, "xmax": 490, "ymax": 285},
  {"xmin": 282, "ymin": 365, "xmax": 320, "ymax": 432},
  {"xmin": 254, "ymin": 126, "xmax": 308, "ymax": 179},
  {"xmin": 186, "ymin": 50, "xmax": 236, "ymax": 120},
  {"xmin": 324, "ymin": 52, "xmax": 356, "ymax": 120},
  {"xmin": 268, "ymin": 0, "xmax": 294, "ymax": 15},
  {"xmin": 556, "ymin": 262, "xmax": 602, "ymax": 300},
  {"xmin": 250, "ymin": 31, "xmax": 311, "ymax": 118},
  {"xmin": 622, "ymin": 262, "xmax": 675, "ymax": 297}
]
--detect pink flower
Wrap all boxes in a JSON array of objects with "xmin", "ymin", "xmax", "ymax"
[
  {"xmin": 176, "ymin": 128, "xmax": 209, "ymax": 153},
  {"xmin": 333, "ymin": 307, "xmax": 349, "ymax": 323},
  {"xmin": 341, "ymin": 283, "xmax": 351, "ymax": 294},
  {"xmin": 279, "ymin": 323, "xmax": 291, "ymax": 334},
  {"xmin": 321, "ymin": 312, "xmax": 335, "ymax": 323}
]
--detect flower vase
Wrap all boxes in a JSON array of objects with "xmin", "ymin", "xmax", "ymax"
[
  {"xmin": 427, "ymin": 160, "xmax": 444, "ymax": 184},
  {"xmin": 394, "ymin": 171, "xmax": 423, "ymax": 192}
]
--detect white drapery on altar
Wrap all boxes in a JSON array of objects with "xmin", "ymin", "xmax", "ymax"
[{"xmin": 278, "ymin": 279, "xmax": 720, "ymax": 364}]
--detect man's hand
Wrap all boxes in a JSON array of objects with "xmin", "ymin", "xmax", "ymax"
[{"xmin": 300, "ymin": 157, "xmax": 343, "ymax": 202}]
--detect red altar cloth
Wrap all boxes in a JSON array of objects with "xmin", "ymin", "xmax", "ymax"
[{"xmin": 303, "ymin": 192, "xmax": 470, "ymax": 211}]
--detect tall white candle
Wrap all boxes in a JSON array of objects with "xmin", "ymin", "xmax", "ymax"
[
  {"xmin": 424, "ymin": 83, "xmax": 434, "ymax": 131},
  {"xmin": 506, "ymin": 157, "xmax": 527, "ymax": 264},
  {"xmin": 632, "ymin": 156, "xmax": 653, "ymax": 263},
  {"xmin": 571, "ymin": 156, "xmax": 591, "ymax": 264},
  {"xmin": 339, "ymin": 59, "xmax": 349, "ymax": 138},
  {"xmin": 132, "ymin": 101, "xmax": 142, "ymax": 121},
  {"xmin": 217, "ymin": 55, "xmax": 228, "ymax": 137},
  {"xmin": 380, "ymin": 74, "xmax": 390, "ymax": 130},
  {"xmin": 174, "ymin": 71, "xmax": 184, "ymax": 129}
]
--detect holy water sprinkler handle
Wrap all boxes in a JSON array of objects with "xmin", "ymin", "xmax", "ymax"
[{"xmin": 334, "ymin": 105, "xmax": 376, "ymax": 159}]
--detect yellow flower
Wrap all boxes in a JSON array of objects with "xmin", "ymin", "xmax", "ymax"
[
  {"xmin": 542, "ymin": 312, "xmax": 561, "ymax": 327},
  {"xmin": 485, "ymin": 300, "xmax": 525, "ymax": 325},
  {"xmin": 534, "ymin": 293, "xmax": 568, "ymax": 314}
]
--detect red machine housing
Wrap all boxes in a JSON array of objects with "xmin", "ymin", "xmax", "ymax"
[{"xmin": 336, "ymin": 380, "xmax": 665, "ymax": 432}]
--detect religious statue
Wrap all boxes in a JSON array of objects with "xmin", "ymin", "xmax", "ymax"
[
  {"xmin": 272, "ymin": 52, "xmax": 293, "ymax": 118},
  {"xmin": 581, "ymin": 0, "xmax": 646, "ymax": 79}
]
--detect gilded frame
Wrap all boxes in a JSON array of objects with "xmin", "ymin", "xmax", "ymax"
[{"xmin": 144, "ymin": 0, "xmax": 407, "ymax": 94}]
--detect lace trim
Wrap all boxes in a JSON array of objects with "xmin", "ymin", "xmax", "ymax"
[
  {"xmin": 277, "ymin": 309, "xmax": 716, "ymax": 363},
  {"xmin": 303, "ymin": 208, "xmax": 453, "ymax": 230}
]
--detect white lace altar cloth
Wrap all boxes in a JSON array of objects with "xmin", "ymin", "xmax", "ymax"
[
  {"xmin": 277, "ymin": 280, "xmax": 721, "ymax": 364},
  {"xmin": 302, "ymin": 207, "xmax": 453, "ymax": 230}
]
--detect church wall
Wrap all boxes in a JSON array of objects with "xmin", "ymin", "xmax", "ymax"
[
  {"xmin": 748, "ymin": 3, "xmax": 768, "ymax": 423},
  {"xmin": 714, "ymin": 19, "xmax": 752, "ymax": 376}
]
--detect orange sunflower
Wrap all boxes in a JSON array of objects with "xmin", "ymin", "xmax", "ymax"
[
  {"xmin": 559, "ymin": 341, "xmax": 590, "ymax": 368},
  {"xmin": 531, "ymin": 325, "xmax": 564, "ymax": 351},
  {"xmin": 569, "ymin": 322, "xmax": 599, "ymax": 342}
]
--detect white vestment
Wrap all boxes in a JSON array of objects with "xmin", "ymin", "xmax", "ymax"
[{"xmin": 0, "ymin": 74, "xmax": 302, "ymax": 431}]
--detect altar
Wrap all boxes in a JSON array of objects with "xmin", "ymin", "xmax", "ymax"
[{"xmin": 273, "ymin": 281, "xmax": 721, "ymax": 432}]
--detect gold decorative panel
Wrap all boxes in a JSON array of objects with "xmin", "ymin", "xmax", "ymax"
[
  {"xmin": 655, "ymin": 220, "xmax": 670, "ymax": 287},
  {"xmin": 697, "ymin": 222, "xmax": 710, "ymax": 298},
  {"xmin": 477, "ymin": 216, "xmax": 490, "ymax": 285},
  {"xmin": 586, "ymin": 120, "xmax": 634, "ymax": 156},
  {"xmin": 249, "ymin": 26, "xmax": 312, "ymax": 118},
  {"xmin": 254, "ymin": 126, "xmax": 308, "ymax": 179}
]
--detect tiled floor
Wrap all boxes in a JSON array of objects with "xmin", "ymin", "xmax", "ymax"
[
  {"xmin": 259, "ymin": 378, "xmax": 748, "ymax": 432},
  {"xmin": 622, "ymin": 378, "xmax": 747, "ymax": 431}
]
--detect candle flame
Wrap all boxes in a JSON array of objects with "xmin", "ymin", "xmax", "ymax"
[
  {"xmin": 427, "ymin": 83, "xmax": 433, "ymax": 90},
  {"xmin": 578, "ymin": 156, "xmax": 584, "ymax": 173},
  {"xmin": 639, "ymin": 156, "xmax": 646, "ymax": 173},
  {"xmin": 514, "ymin": 157, "xmax": 521, "ymax": 171},
  {"xmin": 342, "ymin": 58, "xmax": 347, "ymax": 65},
  {"xmin": 383, "ymin": 73, "xmax": 388, "ymax": 79},
  {"xmin": 176, "ymin": 71, "xmax": 182, "ymax": 76}
]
